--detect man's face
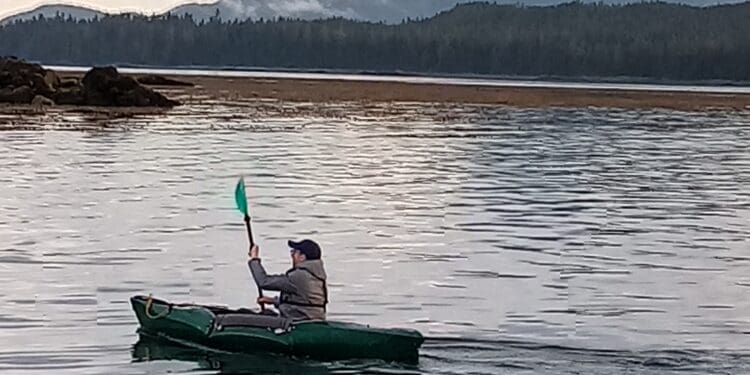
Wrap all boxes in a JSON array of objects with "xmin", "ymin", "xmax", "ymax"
[{"xmin": 290, "ymin": 249, "xmax": 306, "ymax": 266}]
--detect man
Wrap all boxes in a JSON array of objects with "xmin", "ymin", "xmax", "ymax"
[{"xmin": 248, "ymin": 239, "xmax": 328, "ymax": 321}]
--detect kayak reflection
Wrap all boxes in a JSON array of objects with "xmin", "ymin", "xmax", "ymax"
[{"xmin": 132, "ymin": 334, "xmax": 334, "ymax": 374}]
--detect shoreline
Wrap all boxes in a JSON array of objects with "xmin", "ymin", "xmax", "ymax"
[
  {"xmin": 161, "ymin": 73, "xmax": 750, "ymax": 112},
  {"xmin": 2, "ymin": 69, "xmax": 750, "ymax": 117},
  {"xmin": 48, "ymin": 65, "xmax": 750, "ymax": 94}
]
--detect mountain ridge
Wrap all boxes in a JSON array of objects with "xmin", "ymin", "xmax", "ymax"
[
  {"xmin": 1, "ymin": 4, "xmax": 105, "ymax": 24},
  {"xmin": 4, "ymin": 0, "xmax": 748, "ymax": 26}
]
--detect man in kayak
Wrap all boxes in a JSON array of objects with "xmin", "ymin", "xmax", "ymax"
[{"xmin": 248, "ymin": 239, "xmax": 328, "ymax": 321}]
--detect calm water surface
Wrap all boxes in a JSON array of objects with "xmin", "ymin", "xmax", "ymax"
[{"xmin": 1, "ymin": 104, "xmax": 749, "ymax": 374}]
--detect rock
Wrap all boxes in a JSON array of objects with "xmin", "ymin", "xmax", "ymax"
[
  {"xmin": 0, "ymin": 57, "xmax": 46, "ymax": 89},
  {"xmin": 0, "ymin": 57, "xmax": 180, "ymax": 107},
  {"xmin": 82, "ymin": 67, "xmax": 136, "ymax": 94},
  {"xmin": 52, "ymin": 86, "xmax": 86, "ymax": 105},
  {"xmin": 82, "ymin": 67, "xmax": 178, "ymax": 107},
  {"xmin": 30, "ymin": 73, "xmax": 54, "ymax": 96},
  {"xmin": 0, "ymin": 85, "xmax": 34, "ymax": 103},
  {"xmin": 0, "ymin": 71, "xmax": 13, "ymax": 87},
  {"xmin": 0, "ymin": 57, "xmax": 55, "ymax": 103},
  {"xmin": 0, "ymin": 57, "xmax": 46, "ymax": 78},
  {"xmin": 137, "ymin": 75, "xmax": 194, "ymax": 87},
  {"xmin": 31, "ymin": 95, "xmax": 54, "ymax": 112},
  {"xmin": 59, "ymin": 78, "xmax": 79, "ymax": 88},
  {"xmin": 44, "ymin": 71, "xmax": 60, "ymax": 90},
  {"xmin": 32, "ymin": 95, "xmax": 54, "ymax": 105}
]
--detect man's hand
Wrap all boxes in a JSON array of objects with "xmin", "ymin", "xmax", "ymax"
[
  {"xmin": 249, "ymin": 244, "xmax": 260, "ymax": 260},
  {"xmin": 257, "ymin": 296, "xmax": 275, "ymax": 305}
]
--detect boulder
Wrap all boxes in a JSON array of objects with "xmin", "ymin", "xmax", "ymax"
[
  {"xmin": 32, "ymin": 95, "xmax": 54, "ymax": 106},
  {"xmin": 44, "ymin": 71, "xmax": 60, "ymax": 90},
  {"xmin": 0, "ymin": 57, "xmax": 46, "ymax": 78},
  {"xmin": 0, "ymin": 86, "xmax": 34, "ymax": 104},
  {"xmin": 82, "ymin": 67, "xmax": 178, "ymax": 107},
  {"xmin": 0, "ymin": 71, "xmax": 13, "ymax": 87},
  {"xmin": 31, "ymin": 95, "xmax": 55, "ymax": 112},
  {"xmin": 30, "ymin": 73, "xmax": 54, "ymax": 96},
  {"xmin": 0, "ymin": 57, "xmax": 180, "ymax": 107},
  {"xmin": 59, "ymin": 78, "xmax": 79, "ymax": 88},
  {"xmin": 0, "ymin": 57, "xmax": 54, "ymax": 103},
  {"xmin": 82, "ymin": 67, "xmax": 137, "ymax": 94},
  {"xmin": 52, "ymin": 87, "xmax": 86, "ymax": 105},
  {"xmin": 137, "ymin": 75, "xmax": 194, "ymax": 87}
]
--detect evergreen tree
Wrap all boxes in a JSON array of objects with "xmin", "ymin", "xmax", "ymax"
[{"xmin": 1, "ymin": 2, "xmax": 749, "ymax": 81}]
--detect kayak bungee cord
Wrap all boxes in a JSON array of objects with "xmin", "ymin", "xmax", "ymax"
[{"xmin": 145, "ymin": 294, "xmax": 170, "ymax": 320}]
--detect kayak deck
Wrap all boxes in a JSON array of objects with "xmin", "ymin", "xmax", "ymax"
[{"xmin": 130, "ymin": 295, "xmax": 424, "ymax": 363}]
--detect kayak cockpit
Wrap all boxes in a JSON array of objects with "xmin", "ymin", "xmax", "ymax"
[{"xmin": 214, "ymin": 313, "xmax": 292, "ymax": 332}]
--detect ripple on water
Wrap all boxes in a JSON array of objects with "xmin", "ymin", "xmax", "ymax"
[{"xmin": 1, "ymin": 105, "xmax": 750, "ymax": 373}]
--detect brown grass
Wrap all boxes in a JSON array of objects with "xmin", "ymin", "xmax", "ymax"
[{"xmin": 170, "ymin": 74, "xmax": 750, "ymax": 112}]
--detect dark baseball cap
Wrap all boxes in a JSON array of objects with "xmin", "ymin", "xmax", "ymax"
[{"xmin": 288, "ymin": 239, "xmax": 322, "ymax": 260}]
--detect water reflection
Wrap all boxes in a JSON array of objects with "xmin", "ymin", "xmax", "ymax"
[
  {"xmin": 1, "ymin": 104, "xmax": 750, "ymax": 374},
  {"xmin": 132, "ymin": 335, "xmax": 420, "ymax": 374}
]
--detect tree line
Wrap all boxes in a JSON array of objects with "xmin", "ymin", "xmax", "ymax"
[{"xmin": 2, "ymin": 1, "xmax": 750, "ymax": 81}]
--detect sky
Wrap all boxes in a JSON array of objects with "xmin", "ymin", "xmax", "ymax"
[{"xmin": 0, "ymin": 1, "xmax": 215, "ymax": 20}]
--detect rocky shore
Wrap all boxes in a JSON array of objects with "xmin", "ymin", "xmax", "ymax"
[
  {"xmin": 0, "ymin": 57, "xmax": 179, "ymax": 107},
  {"xmin": 2, "ymin": 56, "xmax": 750, "ymax": 119}
]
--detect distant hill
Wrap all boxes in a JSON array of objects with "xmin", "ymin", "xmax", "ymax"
[
  {"xmin": 0, "ymin": 5, "xmax": 104, "ymax": 25},
  {"xmin": 3, "ymin": 0, "xmax": 749, "ymax": 25},
  {"xmin": 0, "ymin": 1, "xmax": 482, "ymax": 25},
  {"xmin": 3, "ymin": 1, "xmax": 750, "ymax": 81},
  {"xmin": 168, "ymin": 0, "xmax": 750, "ymax": 23},
  {"xmin": 169, "ymin": 0, "xmax": 477, "ymax": 23}
]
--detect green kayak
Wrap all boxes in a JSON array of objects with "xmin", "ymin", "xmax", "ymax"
[{"xmin": 130, "ymin": 295, "xmax": 424, "ymax": 363}]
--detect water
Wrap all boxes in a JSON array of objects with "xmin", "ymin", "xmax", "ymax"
[{"xmin": 1, "ymin": 104, "xmax": 750, "ymax": 374}]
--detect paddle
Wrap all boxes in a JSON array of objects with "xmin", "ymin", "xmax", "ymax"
[{"xmin": 234, "ymin": 177, "xmax": 265, "ymax": 312}]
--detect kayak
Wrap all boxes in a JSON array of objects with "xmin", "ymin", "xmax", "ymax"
[{"xmin": 130, "ymin": 295, "xmax": 425, "ymax": 363}]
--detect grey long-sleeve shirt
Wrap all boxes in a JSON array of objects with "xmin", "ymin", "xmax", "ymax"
[{"xmin": 248, "ymin": 258, "xmax": 328, "ymax": 321}]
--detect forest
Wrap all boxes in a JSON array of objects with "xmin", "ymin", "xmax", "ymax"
[{"xmin": 2, "ymin": 1, "xmax": 750, "ymax": 81}]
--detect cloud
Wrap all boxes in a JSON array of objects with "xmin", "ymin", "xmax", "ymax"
[
  {"xmin": 266, "ymin": 0, "xmax": 358, "ymax": 18},
  {"xmin": 222, "ymin": 0, "xmax": 257, "ymax": 18},
  {"xmin": 175, "ymin": 0, "xmax": 474, "ymax": 23},
  {"xmin": 268, "ymin": 0, "xmax": 325, "ymax": 14}
]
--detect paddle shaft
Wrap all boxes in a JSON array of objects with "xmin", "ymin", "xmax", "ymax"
[
  {"xmin": 244, "ymin": 214, "xmax": 265, "ymax": 312},
  {"xmin": 244, "ymin": 214, "xmax": 254, "ymax": 246}
]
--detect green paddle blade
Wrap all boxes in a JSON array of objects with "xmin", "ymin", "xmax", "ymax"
[{"xmin": 234, "ymin": 177, "xmax": 248, "ymax": 216}]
